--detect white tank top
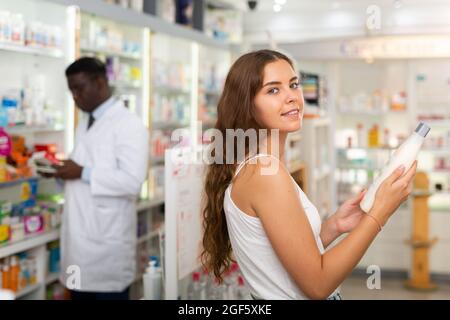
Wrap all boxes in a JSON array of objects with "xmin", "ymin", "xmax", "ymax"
[{"xmin": 224, "ymin": 154, "xmax": 328, "ymax": 300}]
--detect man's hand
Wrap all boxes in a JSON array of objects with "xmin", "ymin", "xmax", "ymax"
[{"xmin": 53, "ymin": 160, "xmax": 83, "ymax": 181}]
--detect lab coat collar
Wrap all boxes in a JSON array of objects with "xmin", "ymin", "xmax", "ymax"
[{"xmin": 91, "ymin": 96, "xmax": 117, "ymax": 121}]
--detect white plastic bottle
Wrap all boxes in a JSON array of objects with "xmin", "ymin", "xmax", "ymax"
[
  {"xmin": 187, "ymin": 272, "xmax": 202, "ymax": 300},
  {"xmin": 360, "ymin": 122, "xmax": 431, "ymax": 213},
  {"xmin": 143, "ymin": 260, "xmax": 162, "ymax": 300}
]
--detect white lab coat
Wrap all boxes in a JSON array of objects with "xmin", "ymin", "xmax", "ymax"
[{"xmin": 60, "ymin": 100, "xmax": 149, "ymax": 292}]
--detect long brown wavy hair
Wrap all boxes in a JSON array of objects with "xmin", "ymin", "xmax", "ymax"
[{"xmin": 201, "ymin": 50, "xmax": 295, "ymax": 282}]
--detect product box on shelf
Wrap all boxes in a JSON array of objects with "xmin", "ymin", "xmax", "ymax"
[
  {"xmin": 1, "ymin": 252, "xmax": 39, "ymax": 292},
  {"xmin": 0, "ymin": 224, "xmax": 9, "ymax": 244},
  {"xmin": 0, "ymin": 202, "xmax": 12, "ymax": 244},
  {"xmin": 23, "ymin": 215, "xmax": 44, "ymax": 235},
  {"xmin": 9, "ymin": 219, "xmax": 24, "ymax": 243}
]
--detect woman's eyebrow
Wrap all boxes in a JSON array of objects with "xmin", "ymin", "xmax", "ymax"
[{"xmin": 262, "ymin": 77, "xmax": 299, "ymax": 88}]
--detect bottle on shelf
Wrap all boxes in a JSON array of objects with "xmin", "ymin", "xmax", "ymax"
[
  {"xmin": 368, "ymin": 125, "xmax": 380, "ymax": 148},
  {"xmin": 357, "ymin": 123, "xmax": 365, "ymax": 148},
  {"xmin": 360, "ymin": 122, "xmax": 431, "ymax": 213},
  {"xmin": 9, "ymin": 256, "xmax": 19, "ymax": 292},
  {"xmin": 143, "ymin": 257, "xmax": 162, "ymax": 300},
  {"xmin": 208, "ymin": 278, "xmax": 227, "ymax": 300},
  {"xmin": 384, "ymin": 128, "xmax": 390, "ymax": 148},
  {"xmin": 236, "ymin": 276, "xmax": 249, "ymax": 300},
  {"xmin": 2, "ymin": 258, "xmax": 10, "ymax": 290},
  {"xmin": 187, "ymin": 272, "xmax": 204, "ymax": 300}
]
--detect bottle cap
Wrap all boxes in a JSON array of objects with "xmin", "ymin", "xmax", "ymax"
[
  {"xmin": 192, "ymin": 272, "xmax": 200, "ymax": 282},
  {"xmin": 415, "ymin": 122, "xmax": 431, "ymax": 137}
]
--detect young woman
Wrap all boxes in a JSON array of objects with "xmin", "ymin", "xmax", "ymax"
[{"xmin": 201, "ymin": 50, "xmax": 417, "ymax": 300}]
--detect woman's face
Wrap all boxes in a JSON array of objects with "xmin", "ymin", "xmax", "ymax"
[{"xmin": 253, "ymin": 59, "xmax": 304, "ymax": 133}]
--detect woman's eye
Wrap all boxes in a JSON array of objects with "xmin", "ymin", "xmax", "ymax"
[
  {"xmin": 291, "ymin": 82, "xmax": 300, "ymax": 89},
  {"xmin": 268, "ymin": 88, "xmax": 279, "ymax": 94}
]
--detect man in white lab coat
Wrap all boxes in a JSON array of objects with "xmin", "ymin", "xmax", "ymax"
[{"xmin": 49, "ymin": 57, "xmax": 149, "ymax": 300}]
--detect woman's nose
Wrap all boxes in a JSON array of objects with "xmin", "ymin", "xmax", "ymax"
[{"xmin": 286, "ymin": 91, "xmax": 298, "ymax": 104}]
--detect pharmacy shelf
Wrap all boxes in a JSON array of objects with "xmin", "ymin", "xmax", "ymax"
[
  {"xmin": 0, "ymin": 42, "xmax": 64, "ymax": 58},
  {"xmin": 0, "ymin": 177, "xmax": 40, "ymax": 190},
  {"xmin": 45, "ymin": 272, "xmax": 60, "ymax": 285},
  {"xmin": 153, "ymin": 86, "xmax": 191, "ymax": 96},
  {"xmin": 110, "ymin": 81, "xmax": 142, "ymax": 89},
  {"xmin": 80, "ymin": 45, "xmax": 141, "ymax": 60},
  {"xmin": 417, "ymin": 120, "xmax": 450, "ymax": 127},
  {"xmin": 338, "ymin": 109, "xmax": 407, "ymax": 116},
  {"xmin": 429, "ymin": 170, "xmax": 450, "ymax": 175},
  {"xmin": 137, "ymin": 229, "xmax": 161, "ymax": 244},
  {"xmin": 337, "ymin": 164, "xmax": 381, "ymax": 171},
  {"xmin": 314, "ymin": 165, "xmax": 331, "ymax": 180},
  {"xmin": 422, "ymin": 149, "xmax": 450, "ymax": 156},
  {"xmin": 5, "ymin": 125, "xmax": 65, "ymax": 135},
  {"xmin": 137, "ymin": 196, "xmax": 165, "ymax": 211},
  {"xmin": 306, "ymin": 117, "xmax": 331, "ymax": 127},
  {"xmin": 0, "ymin": 229, "xmax": 60, "ymax": 259},
  {"xmin": 15, "ymin": 283, "xmax": 42, "ymax": 299},
  {"xmin": 337, "ymin": 147, "xmax": 396, "ymax": 152},
  {"xmin": 152, "ymin": 121, "xmax": 189, "ymax": 130},
  {"xmin": 202, "ymin": 89, "xmax": 221, "ymax": 97}
]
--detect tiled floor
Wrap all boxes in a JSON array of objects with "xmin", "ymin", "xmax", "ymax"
[{"xmin": 340, "ymin": 276, "xmax": 450, "ymax": 300}]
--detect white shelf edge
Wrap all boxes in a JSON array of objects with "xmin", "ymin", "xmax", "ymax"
[
  {"xmin": 110, "ymin": 81, "xmax": 142, "ymax": 89},
  {"xmin": 304, "ymin": 117, "xmax": 331, "ymax": 127},
  {"xmin": 417, "ymin": 120, "xmax": 450, "ymax": 126},
  {"xmin": 152, "ymin": 86, "xmax": 191, "ymax": 96},
  {"xmin": 5, "ymin": 126, "xmax": 65, "ymax": 134},
  {"xmin": 429, "ymin": 170, "xmax": 450, "ymax": 174},
  {"xmin": 336, "ymin": 147, "xmax": 396, "ymax": 152},
  {"xmin": 137, "ymin": 197, "xmax": 164, "ymax": 211},
  {"xmin": 0, "ymin": 42, "xmax": 64, "ymax": 58},
  {"xmin": 15, "ymin": 283, "xmax": 42, "ymax": 299},
  {"xmin": 0, "ymin": 229, "xmax": 60, "ymax": 259},
  {"xmin": 80, "ymin": 45, "xmax": 141, "ymax": 60},
  {"xmin": 137, "ymin": 229, "xmax": 161, "ymax": 244},
  {"xmin": 338, "ymin": 110, "xmax": 407, "ymax": 116},
  {"xmin": 422, "ymin": 149, "xmax": 450, "ymax": 155},
  {"xmin": 152, "ymin": 121, "xmax": 189, "ymax": 130}
]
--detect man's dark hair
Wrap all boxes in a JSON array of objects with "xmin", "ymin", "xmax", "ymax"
[{"xmin": 65, "ymin": 57, "xmax": 107, "ymax": 79}]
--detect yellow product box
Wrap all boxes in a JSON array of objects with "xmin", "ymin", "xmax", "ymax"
[{"xmin": 0, "ymin": 224, "xmax": 10, "ymax": 244}]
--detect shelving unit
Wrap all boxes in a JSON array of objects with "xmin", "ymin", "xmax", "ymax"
[
  {"xmin": 299, "ymin": 117, "xmax": 335, "ymax": 219},
  {"xmin": 197, "ymin": 44, "xmax": 231, "ymax": 128},
  {"xmin": 0, "ymin": 0, "xmax": 75, "ymax": 300},
  {"xmin": 78, "ymin": 12, "xmax": 150, "ymax": 121},
  {"xmin": 0, "ymin": 229, "xmax": 60, "ymax": 260},
  {"xmin": 0, "ymin": 42, "xmax": 64, "ymax": 59}
]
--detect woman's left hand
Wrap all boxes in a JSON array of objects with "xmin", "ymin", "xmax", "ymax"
[{"xmin": 334, "ymin": 189, "xmax": 367, "ymax": 234}]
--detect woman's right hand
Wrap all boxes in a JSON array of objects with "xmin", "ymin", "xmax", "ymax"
[{"xmin": 370, "ymin": 161, "xmax": 418, "ymax": 226}]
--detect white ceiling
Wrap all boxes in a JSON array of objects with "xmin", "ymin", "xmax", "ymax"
[
  {"xmin": 238, "ymin": 0, "xmax": 450, "ymax": 46},
  {"xmin": 226, "ymin": 0, "xmax": 450, "ymax": 12}
]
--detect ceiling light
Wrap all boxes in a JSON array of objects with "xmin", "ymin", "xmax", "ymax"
[
  {"xmin": 275, "ymin": 0, "xmax": 287, "ymax": 5},
  {"xmin": 273, "ymin": 4, "xmax": 282, "ymax": 12}
]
